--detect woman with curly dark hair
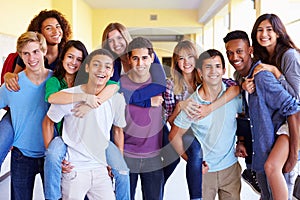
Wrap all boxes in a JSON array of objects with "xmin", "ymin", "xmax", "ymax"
[
  {"xmin": 4, "ymin": 9, "xmax": 72, "ymax": 92},
  {"xmin": 27, "ymin": 9, "xmax": 72, "ymax": 52}
]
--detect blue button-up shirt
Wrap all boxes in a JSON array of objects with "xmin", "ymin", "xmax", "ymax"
[{"xmin": 248, "ymin": 61, "xmax": 300, "ymax": 172}]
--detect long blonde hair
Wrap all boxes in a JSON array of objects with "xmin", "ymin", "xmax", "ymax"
[{"xmin": 171, "ymin": 40, "xmax": 201, "ymax": 95}]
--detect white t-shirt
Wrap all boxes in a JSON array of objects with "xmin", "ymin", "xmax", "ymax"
[{"xmin": 47, "ymin": 85, "xmax": 126, "ymax": 171}]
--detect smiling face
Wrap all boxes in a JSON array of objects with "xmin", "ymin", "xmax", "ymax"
[
  {"xmin": 176, "ymin": 49, "xmax": 196, "ymax": 75},
  {"xmin": 256, "ymin": 19, "xmax": 278, "ymax": 53},
  {"xmin": 199, "ymin": 55, "xmax": 225, "ymax": 87},
  {"xmin": 225, "ymin": 39, "xmax": 253, "ymax": 77},
  {"xmin": 41, "ymin": 17, "xmax": 63, "ymax": 46},
  {"xmin": 62, "ymin": 46, "xmax": 83, "ymax": 75},
  {"xmin": 128, "ymin": 48, "xmax": 154, "ymax": 80},
  {"xmin": 20, "ymin": 41, "xmax": 46, "ymax": 72},
  {"xmin": 107, "ymin": 29, "xmax": 127, "ymax": 56},
  {"xmin": 86, "ymin": 54, "xmax": 114, "ymax": 87}
]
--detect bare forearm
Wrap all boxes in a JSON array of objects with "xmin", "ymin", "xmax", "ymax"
[
  {"xmin": 169, "ymin": 125, "xmax": 187, "ymax": 160},
  {"xmin": 97, "ymin": 84, "xmax": 119, "ymax": 103},
  {"xmin": 42, "ymin": 115, "xmax": 55, "ymax": 149},
  {"xmin": 13, "ymin": 64, "xmax": 24, "ymax": 73},
  {"xmin": 288, "ymin": 112, "xmax": 300, "ymax": 156},
  {"xmin": 48, "ymin": 92, "xmax": 85, "ymax": 104},
  {"xmin": 209, "ymin": 85, "xmax": 240, "ymax": 111},
  {"xmin": 167, "ymin": 103, "xmax": 181, "ymax": 126},
  {"xmin": 113, "ymin": 126, "xmax": 124, "ymax": 154}
]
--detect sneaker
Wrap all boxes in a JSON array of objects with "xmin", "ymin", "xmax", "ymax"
[{"xmin": 242, "ymin": 169, "xmax": 261, "ymax": 194}]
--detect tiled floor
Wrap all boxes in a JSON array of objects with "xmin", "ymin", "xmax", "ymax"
[{"xmin": 0, "ymin": 158, "xmax": 261, "ymax": 200}]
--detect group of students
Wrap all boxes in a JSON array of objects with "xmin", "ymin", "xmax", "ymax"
[{"xmin": 0, "ymin": 9, "xmax": 299, "ymax": 200}]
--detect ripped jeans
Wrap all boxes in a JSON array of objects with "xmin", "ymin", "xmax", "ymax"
[{"xmin": 44, "ymin": 137, "xmax": 130, "ymax": 200}]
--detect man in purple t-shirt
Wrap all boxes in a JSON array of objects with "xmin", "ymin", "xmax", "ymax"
[{"xmin": 119, "ymin": 37, "xmax": 165, "ymax": 200}]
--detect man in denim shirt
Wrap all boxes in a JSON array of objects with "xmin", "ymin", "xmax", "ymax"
[{"xmin": 224, "ymin": 30, "xmax": 300, "ymax": 200}]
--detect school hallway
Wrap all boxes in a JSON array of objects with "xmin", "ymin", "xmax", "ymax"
[{"xmin": 0, "ymin": 156, "xmax": 263, "ymax": 200}]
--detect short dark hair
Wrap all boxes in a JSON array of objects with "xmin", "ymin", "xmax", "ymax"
[
  {"xmin": 127, "ymin": 37, "xmax": 154, "ymax": 57},
  {"xmin": 85, "ymin": 48, "xmax": 114, "ymax": 65},
  {"xmin": 223, "ymin": 30, "xmax": 250, "ymax": 46},
  {"xmin": 197, "ymin": 49, "xmax": 225, "ymax": 70}
]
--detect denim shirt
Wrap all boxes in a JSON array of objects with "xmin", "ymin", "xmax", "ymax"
[{"xmin": 248, "ymin": 61, "xmax": 300, "ymax": 172}]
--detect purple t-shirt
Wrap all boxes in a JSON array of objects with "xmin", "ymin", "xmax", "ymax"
[{"xmin": 120, "ymin": 75, "xmax": 163, "ymax": 158}]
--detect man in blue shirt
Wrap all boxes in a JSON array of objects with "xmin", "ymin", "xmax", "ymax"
[
  {"xmin": 224, "ymin": 30, "xmax": 300, "ymax": 200},
  {"xmin": 0, "ymin": 31, "xmax": 52, "ymax": 199}
]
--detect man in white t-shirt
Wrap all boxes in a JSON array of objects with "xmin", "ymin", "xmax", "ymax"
[{"xmin": 43, "ymin": 49, "xmax": 126, "ymax": 200}]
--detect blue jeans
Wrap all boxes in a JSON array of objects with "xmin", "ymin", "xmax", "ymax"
[
  {"xmin": 0, "ymin": 111, "xmax": 14, "ymax": 171},
  {"xmin": 125, "ymin": 155, "xmax": 164, "ymax": 200},
  {"xmin": 106, "ymin": 141, "xmax": 130, "ymax": 200},
  {"xmin": 183, "ymin": 132, "xmax": 203, "ymax": 200},
  {"xmin": 44, "ymin": 137, "xmax": 130, "ymax": 200},
  {"xmin": 44, "ymin": 136, "xmax": 67, "ymax": 200},
  {"xmin": 11, "ymin": 147, "xmax": 44, "ymax": 200}
]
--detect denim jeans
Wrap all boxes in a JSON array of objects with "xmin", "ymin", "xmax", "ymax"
[
  {"xmin": 106, "ymin": 141, "xmax": 130, "ymax": 200},
  {"xmin": 0, "ymin": 111, "xmax": 14, "ymax": 171},
  {"xmin": 44, "ymin": 137, "xmax": 130, "ymax": 200},
  {"xmin": 125, "ymin": 155, "xmax": 164, "ymax": 200},
  {"xmin": 11, "ymin": 147, "xmax": 44, "ymax": 200},
  {"xmin": 44, "ymin": 136, "xmax": 67, "ymax": 200},
  {"xmin": 183, "ymin": 132, "xmax": 203, "ymax": 200}
]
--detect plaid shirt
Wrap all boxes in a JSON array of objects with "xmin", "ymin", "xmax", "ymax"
[{"xmin": 163, "ymin": 78, "xmax": 237, "ymax": 120}]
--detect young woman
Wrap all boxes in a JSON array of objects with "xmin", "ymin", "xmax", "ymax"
[
  {"xmin": 250, "ymin": 13, "xmax": 300, "ymax": 200},
  {"xmin": 4, "ymin": 9, "xmax": 72, "ymax": 90},
  {"xmin": 163, "ymin": 40, "xmax": 204, "ymax": 200},
  {"xmin": 0, "ymin": 9, "xmax": 72, "ymax": 171}
]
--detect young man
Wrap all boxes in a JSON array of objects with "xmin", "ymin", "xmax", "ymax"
[
  {"xmin": 119, "ymin": 37, "xmax": 165, "ymax": 200},
  {"xmin": 43, "ymin": 49, "xmax": 126, "ymax": 200},
  {"xmin": 0, "ymin": 32, "xmax": 52, "ymax": 199},
  {"xmin": 223, "ymin": 30, "xmax": 261, "ymax": 194},
  {"xmin": 169, "ymin": 49, "xmax": 243, "ymax": 200},
  {"xmin": 223, "ymin": 30, "xmax": 300, "ymax": 200}
]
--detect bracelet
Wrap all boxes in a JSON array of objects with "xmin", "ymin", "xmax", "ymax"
[{"xmin": 236, "ymin": 140, "xmax": 245, "ymax": 144}]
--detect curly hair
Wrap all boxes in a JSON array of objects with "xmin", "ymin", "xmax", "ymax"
[{"xmin": 27, "ymin": 9, "xmax": 72, "ymax": 50}]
